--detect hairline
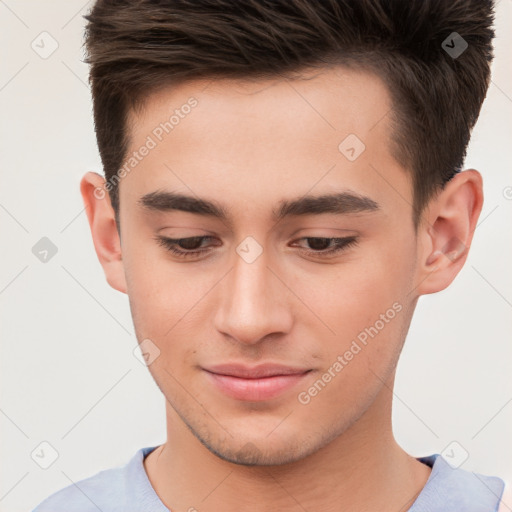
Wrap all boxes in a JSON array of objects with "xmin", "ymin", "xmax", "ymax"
[{"xmin": 113, "ymin": 58, "xmax": 428, "ymax": 235}]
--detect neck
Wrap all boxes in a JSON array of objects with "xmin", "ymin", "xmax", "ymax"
[{"xmin": 144, "ymin": 376, "xmax": 431, "ymax": 512}]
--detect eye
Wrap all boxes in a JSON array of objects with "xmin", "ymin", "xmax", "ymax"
[
  {"xmin": 154, "ymin": 235, "xmax": 218, "ymax": 259},
  {"xmin": 291, "ymin": 236, "xmax": 358, "ymax": 257},
  {"xmin": 154, "ymin": 235, "xmax": 358, "ymax": 261}
]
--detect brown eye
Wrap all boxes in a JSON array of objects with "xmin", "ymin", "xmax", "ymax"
[
  {"xmin": 292, "ymin": 236, "xmax": 358, "ymax": 257},
  {"xmin": 305, "ymin": 238, "xmax": 332, "ymax": 250},
  {"xmin": 154, "ymin": 235, "xmax": 218, "ymax": 259},
  {"xmin": 177, "ymin": 236, "xmax": 206, "ymax": 250}
]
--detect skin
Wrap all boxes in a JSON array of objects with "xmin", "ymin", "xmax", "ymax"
[{"xmin": 81, "ymin": 65, "xmax": 483, "ymax": 511}]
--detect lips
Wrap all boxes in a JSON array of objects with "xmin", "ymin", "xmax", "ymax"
[{"xmin": 203, "ymin": 363, "xmax": 312, "ymax": 401}]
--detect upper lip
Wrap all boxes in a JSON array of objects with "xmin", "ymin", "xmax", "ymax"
[{"xmin": 203, "ymin": 363, "xmax": 311, "ymax": 379}]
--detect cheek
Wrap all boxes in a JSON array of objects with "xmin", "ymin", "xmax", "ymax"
[
  {"xmin": 128, "ymin": 267, "xmax": 213, "ymax": 341},
  {"xmin": 295, "ymin": 300, "xmax": 409, "ymax": 418},
  {"xmin": 291, "ymin": 238, "xmax": 415, "ymax": 380},
  {"xmin": 123, "ymin": 239, "xmax": 197, "ymax": 337},
  {"xmin": 291, "ymin": 242, "xmax": 413, "ymax": 337}
]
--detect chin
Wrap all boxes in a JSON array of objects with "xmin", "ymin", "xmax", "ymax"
[
  {"xmin": 190, "ymin": 421, "xmax": 340, "ymax": 467},
  {"xmin": 205, "ymin": 439, "xmax": 312, "ymax": 466}
]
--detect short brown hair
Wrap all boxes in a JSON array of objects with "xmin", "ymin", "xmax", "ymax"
[{"xmin": 84, "ymin": 0, "xmax": 495, "ymax": 229}]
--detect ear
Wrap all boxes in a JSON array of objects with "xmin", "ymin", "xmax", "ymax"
[
  {"xmin": 415, "ymin": 169, "xmax": 483, "ymax": 295},
  {"xmin": 80, "ymin": 172, "xmax": 127, "ymax": 294}
]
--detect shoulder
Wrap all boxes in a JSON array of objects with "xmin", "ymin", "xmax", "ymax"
[
  {"xmin": 410, "ymin": 454, "xmax": 506, "ymax": 512},
  {"xmin": 31, "ymin": 446, "xmax": 158, "ymax": 512},
  {"xmin": 31, "ymin": 466, "xmax": 127, "ymax": 512},
  {"xmin": 497, "ymin": 481, "xmax": 512, "ymax": 512}
]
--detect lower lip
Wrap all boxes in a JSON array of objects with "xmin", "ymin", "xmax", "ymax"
[{"xmin": 204, "ymin": 371, "xmax": 310, "ymax": 401}]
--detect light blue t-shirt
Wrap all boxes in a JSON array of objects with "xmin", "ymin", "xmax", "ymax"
[{"xmin": 32, "ymin": 446, "xmax": 505, "ymax": 511}]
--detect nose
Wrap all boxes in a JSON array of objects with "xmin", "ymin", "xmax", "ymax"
[{"xmin": 213, "ymin": 245, "xmax": 293, "ymax": 346}]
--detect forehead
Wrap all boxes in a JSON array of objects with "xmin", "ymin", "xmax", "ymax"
[
  {"xmin": 128, "ymin": 65, "xmax": 393, "ymax": 145},
  {"xmin": 120, "ymin": 65, "xmax": 410, "ymax": 222}
]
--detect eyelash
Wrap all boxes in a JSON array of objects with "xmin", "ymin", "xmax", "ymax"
[{"xmin": 154, "ymin": 235, "xmax": 358, "ymax": 260}]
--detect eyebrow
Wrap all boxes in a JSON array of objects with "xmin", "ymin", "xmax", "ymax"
[{"xmin": 138, "ymin": 189, "xmax": 380, "ymax": 222}]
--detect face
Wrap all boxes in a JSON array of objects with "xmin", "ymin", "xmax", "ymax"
[{"xmin": 117, "ymin": 66, "xmax": 420, "ymax": 465}]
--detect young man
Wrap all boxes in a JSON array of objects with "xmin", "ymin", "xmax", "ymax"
[{"xmin": 33, "ymin": 0, "xmax": 506, "ymax": 510}]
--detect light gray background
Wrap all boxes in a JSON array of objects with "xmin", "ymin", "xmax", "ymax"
[{"xmin": 1, "ymin": 1, "xmax": 511, "ymax": 511}]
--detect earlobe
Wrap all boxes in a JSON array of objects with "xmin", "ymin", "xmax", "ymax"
[
  {"xmin": 415, "ymin": 169, "xmax": 483, "ymax": 296},
  {"xmin": 80, "ymin": 172, "xmax": 127, "ymax": 294}
]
